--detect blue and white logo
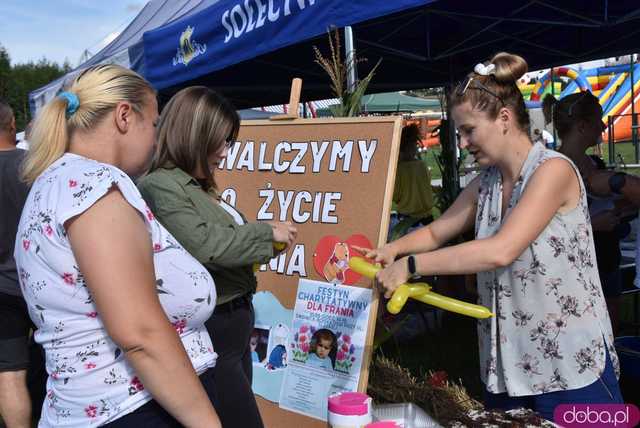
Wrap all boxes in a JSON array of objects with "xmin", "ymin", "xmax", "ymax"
[{"xmin": 173, "ymin": 25, "xmax": 206, "ymax": 66}]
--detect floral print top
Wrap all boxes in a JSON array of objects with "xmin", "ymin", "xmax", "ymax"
[
  {"xmin": 475, "ymin": 143, "xmax": 619, "ymax": 397},
  {"xmin": 14, "ymin": 153, "xmax": 217, "ymax": 427}
]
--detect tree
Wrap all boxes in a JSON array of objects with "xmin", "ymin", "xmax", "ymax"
[
  {"xmin": 0, "ymin": 46, "xmax": 11, "ymax": 100},
  {"xmin": 0, "ymin": 45, "xmax": 69, "ymax": 131}
]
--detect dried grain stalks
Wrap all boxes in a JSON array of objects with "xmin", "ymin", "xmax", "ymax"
[{"xmin": 313, "ymin": 28, "xmax": 381, "ymax": 117}]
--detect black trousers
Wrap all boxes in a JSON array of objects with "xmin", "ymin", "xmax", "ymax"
[{"xmin": 205, "ymin": 295, "xmax": 264, "ymax": 428}]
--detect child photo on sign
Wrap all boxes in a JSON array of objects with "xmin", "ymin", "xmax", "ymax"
[{"xmin": 306, "ymin": 329, "xmax": 337, "ymax": 370}]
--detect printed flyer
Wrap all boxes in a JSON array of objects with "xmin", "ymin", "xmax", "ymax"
[{"xmin": 278, "ymin": 279, "xmax": 372, "ymax": 421}]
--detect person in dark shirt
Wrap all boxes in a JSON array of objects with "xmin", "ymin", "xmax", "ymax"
[{"xmin": 0, "ymin": 98, "xmax": 31, "ymax": 427}]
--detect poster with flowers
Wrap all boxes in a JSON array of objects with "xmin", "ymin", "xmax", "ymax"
[{"xmin": 279, "ymin": 279, "xmax": 372, "ymax": 421}]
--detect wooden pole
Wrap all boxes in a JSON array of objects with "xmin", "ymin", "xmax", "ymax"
[{"xmin": 270, "ymin": 78, "xmax": 303, "ymax": 120}]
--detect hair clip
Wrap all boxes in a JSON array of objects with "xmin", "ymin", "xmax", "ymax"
[
  {"xmin": 58, "ymin": 91, "xmax": 80, "ymax": 118},
  {"xmin": 474, "ymin": 63, "xmax": 496, "ymax": 76}
]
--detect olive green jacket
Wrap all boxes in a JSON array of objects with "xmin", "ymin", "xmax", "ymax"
[{"xmin": 137, "ymin": 167, "xmax": 274, "ymax": 305}]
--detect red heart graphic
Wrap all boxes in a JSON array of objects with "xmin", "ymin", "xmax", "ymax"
[{"xmin": 313, "ymin": 234, "xmax": 373, "ymax": 285}]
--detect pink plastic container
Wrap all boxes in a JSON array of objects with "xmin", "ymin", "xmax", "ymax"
[
  {"xmin": 328, "ymin": 392, "xmax": 373, "ymax": 428},
  {"xmin": 365, "ymin": 422, "xmax": 401, "ymax": 428}
]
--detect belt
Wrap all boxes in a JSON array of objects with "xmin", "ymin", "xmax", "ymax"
[
  {"xmin": 215, "ymin": 293, "xmax": 253, "ymax": 313},
  {"xmin": 395, "ymin": 213, "xmax": 434, "ymax": 226}
]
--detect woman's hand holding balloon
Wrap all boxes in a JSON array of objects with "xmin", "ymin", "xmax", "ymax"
[
  {"xmin": 375, "ymin": 257, "xmax": 411, "ymax": 299},
  {"xmin": 351, "ymin": 244, "xmax": 398, "ymax": 267},
  {"xmin": 269, "ymin": 221, "xmax": 297, "ymax": 251}
]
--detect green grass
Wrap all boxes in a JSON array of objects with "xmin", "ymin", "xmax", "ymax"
[
  {"xmin": 596, "ymin": 142, "xmax": 640, "ymax": 176},
  {"xmin": 419, "ymin": 147, "xmax": 443, "ymax": 180},
  {"xmin": 600, "ymin": 141, "xmax": 639, "ymax": 164}
]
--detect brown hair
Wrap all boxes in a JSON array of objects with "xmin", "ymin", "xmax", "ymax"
[
  {"xmin": 150, "ymin": 86, "xmax": 239, "ymax": 190},
  {"xmin": 449, "ymin": 52, "xmax": 530, "ymax": 133},
  {"xmin": 542, "ymin": 92, "xmax": 602, "ymax": 140},
  {"xmin": 22, "ymin": 64, "xmax": 154, "ymax": 184},
  {"xmin": 310, "ymin": 329, "xmax": 336, "ymax": 353},
  {"xmin": 0, "ymin": 98, "xmax": 14, "ymax": 133}
]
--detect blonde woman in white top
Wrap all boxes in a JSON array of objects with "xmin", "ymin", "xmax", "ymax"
[{"xmin": 16, "ymin": 65, "xmax": 221, "ymax": 427}]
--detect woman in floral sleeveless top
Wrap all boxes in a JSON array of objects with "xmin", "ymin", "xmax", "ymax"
[
  {"xmin": 358, "ymin": 52, "xmax": 622, "ymax": 420},
  {"xmin": 15, "ymin": 65, "xmax": 221, "ymax": 427}
]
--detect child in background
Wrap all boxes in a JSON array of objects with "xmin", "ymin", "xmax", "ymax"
[{"xmin": 306, "ymin": 329, "xmax": 336, "ymax": 370}]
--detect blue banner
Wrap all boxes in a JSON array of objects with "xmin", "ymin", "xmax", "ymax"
[{"xmin": 142, "ymin": 0, "xmax": 431, "ymax": 89}]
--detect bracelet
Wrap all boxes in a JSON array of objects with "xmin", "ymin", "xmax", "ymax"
[{"xmin": 407, "ymin": 255, "xmax": 420, "ymax": 279}]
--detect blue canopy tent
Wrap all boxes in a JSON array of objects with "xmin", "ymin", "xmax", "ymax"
[
  {"xmin": 140, "ymin": 0, "xmax": 640, "ymax": 108},
  {"xmin": 31, "ymin": 1, "xmax": 640, "ymax": 110},
  {"xmin": 29, "ymin": 0, "xmax": 434, "ymax": 112}
]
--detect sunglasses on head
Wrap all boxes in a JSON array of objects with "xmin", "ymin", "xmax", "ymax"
[
  {"xmin": 456, "ymin": 76, "xmax": 505, "ymax": 106},
  {"xmin": 567, "ymin": 91, "xmax": 591, "ymax": 117},
  {"xmin": 565, "ymin": 91, "xmax": 605, "ymax": 130}
]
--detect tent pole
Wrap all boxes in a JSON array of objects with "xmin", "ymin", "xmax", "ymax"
[
  {"xmin": 631, "ymin": 54, "xmax": 638, "ymax": 163},
  {"xmin": 344, "ymin": 26, "xmax": 357, "ymax": 93}
]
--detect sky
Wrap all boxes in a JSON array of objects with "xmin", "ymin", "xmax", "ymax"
[{"xmin": 0, "ymin": 0, "xmax": 144, "ymax": 66}]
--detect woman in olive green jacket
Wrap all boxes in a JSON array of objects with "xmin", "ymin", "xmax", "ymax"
[{"xmin": 138, "ymin": 86, "xmax": 296, "ymax": 428}]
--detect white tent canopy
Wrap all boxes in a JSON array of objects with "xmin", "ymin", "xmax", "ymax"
[{"xmin": 29, "ymin": 0, "xmax": 220, "ymax": 114}]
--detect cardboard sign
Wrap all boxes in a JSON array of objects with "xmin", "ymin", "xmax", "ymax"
[{"xmin": 215, "ymin": 116, "xmax": 401, "ymax": 427}]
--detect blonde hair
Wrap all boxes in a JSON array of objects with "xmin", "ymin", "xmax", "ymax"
[
  {"xmin": 22, "ymin": 64, "xmax": 154, "ymax": 184},
  {"xmin": 450, "ymin": 52, "xmax": 530, "ymax": 133},
  {"xmin": 150, "ymin": 86, "xmax": 239, "ymax": 190}
]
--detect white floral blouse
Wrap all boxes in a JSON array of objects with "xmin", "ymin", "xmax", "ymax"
[
  {"xmin": 475, "ymin": 143, "xmax": 619, "ymax": 397},
  {"xmin": 15, "ymin": 153, "xmax": 217, "ymax": 427}
]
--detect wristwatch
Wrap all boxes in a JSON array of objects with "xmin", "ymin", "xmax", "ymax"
[
  {"xmin": 608, "ymin": 172, "xmax": 627, "ymax": 195},
  {"xmin": 407, "ymin": 255, "xmax": 420, "ymax": 279}
]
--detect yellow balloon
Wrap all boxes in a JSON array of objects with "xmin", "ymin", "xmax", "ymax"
[{"xmin": 348, "ymin": 256, "xmax": 493, "ymax": 319}]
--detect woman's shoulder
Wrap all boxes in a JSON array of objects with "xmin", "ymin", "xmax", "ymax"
[
  {"xmin": 37, "ymin": 154, "xmax": 134, "ymax": 194},
  {"xmin": 29, "ymin": 154, "xmax": 147, "ymax": 228},
  {"xmin": 535, "ymin": 144, "xmax": 572, "ymax": 164},
  {"xmin": 137, "ymin": 167, "xmax": 188, "ymax": 194},
  {"xmin": 524, "ymin": 152, "xmax": 580, "ymax": 196},
  {"xmin": 534, "ymin": 149, "xmax": 577, "ymax": 176}
]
